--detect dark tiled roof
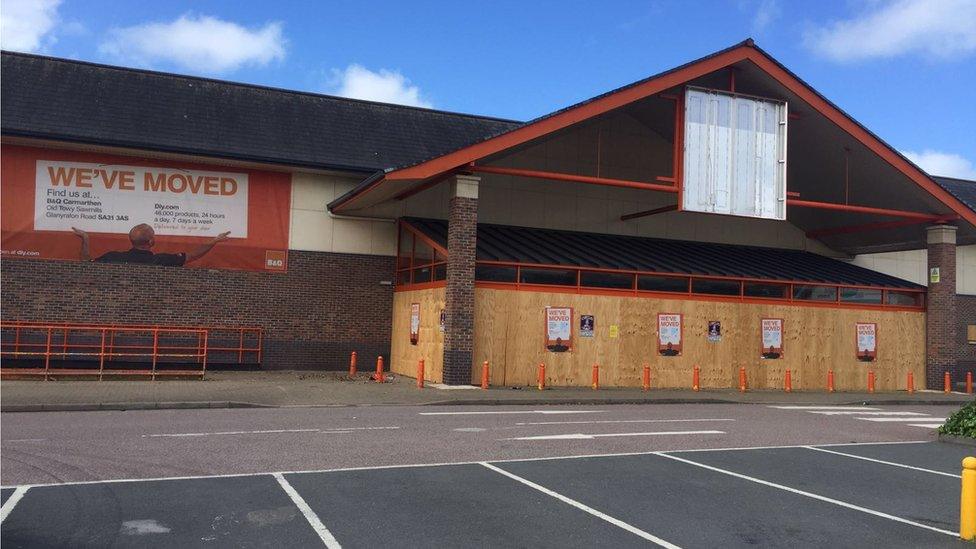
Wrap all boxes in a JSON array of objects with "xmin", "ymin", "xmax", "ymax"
[
  {"xmin": 934, "ymin": 176, "xmax": 976, "ymax": 212},
  {"xmin": 405, "ymin": 218, "xmax": 923, "ymax": 289},
  {"xmin": 0, "ymin": 51, "xmax": 521, "ymax": 172}
]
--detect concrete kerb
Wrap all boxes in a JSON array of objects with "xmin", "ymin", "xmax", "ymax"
[
  {"xmin": 1, "ymin": 392, "xmax": 971, "ymax": 413},
  {"xmin": 937, "ymin": 433, "xmax": 976, "ymax": 447}
]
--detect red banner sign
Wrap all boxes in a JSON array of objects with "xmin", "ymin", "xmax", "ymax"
[{"xmin": 1, "ymin": 146, "xmax": 291, "ymax": 271}]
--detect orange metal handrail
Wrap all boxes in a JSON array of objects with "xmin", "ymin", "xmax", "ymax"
[{"xmin": 1, "ymin": 322, "xmax": 255, "ymax": 380}]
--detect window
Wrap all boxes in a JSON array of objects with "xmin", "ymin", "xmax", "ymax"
[
  {"xmin": 692, "ymin": 279, "xmax": 741, "ymax": 296},
  {"xmin": 433, "ymin": 264, "xmax": 447, "ymax": 281},
  {"xmin": 793, "ymin": 285, "xmax": 837, "ymax": 302},
  {"xmin": 411, "ymin": 266, "xmax": 432, "ymax": 284},
  {"xmin": 519, "ymin": 268, "xmax": 577, "ymax": 286},
  {"xmin": 839, "ymin": 288, "xmax": 883, "ymax": 305},
  {"xmin": 475, "ymin": 265, "xmax": 517, "ymax": 283},
  {"xmin": 638, "ymin": 275, "xmax": 689, "ymax": 293},
  {"xmin": 744, "ymin": 282, "xmax": 788, "ymax": 299},
  {"xmin": 580, "ymin": 271, "xmax": 634, "ymax": 289},
  {"xmin": 887, "ymin": 291, "xmax": 922, "ymax": 307}
]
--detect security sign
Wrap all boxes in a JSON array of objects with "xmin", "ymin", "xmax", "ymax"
[
  {"xmin": 409, "ymin": 303, "xmax": 420, "ymax": 345},
  {"xmin": 856, "ymin": 322, "xmax": 877, "ymax": 362},
  {"xmin": 658, "ymin": 313, "xmax": 682, "ymax": 356},
  {"xmin": 761, "ymin": 318, "xmax": 784, "ymax": 359},
  {"xmin": 545, "ymin": 307, "xmax": 573, "ymax": 352}
]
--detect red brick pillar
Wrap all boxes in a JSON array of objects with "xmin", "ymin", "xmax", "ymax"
[
  {"xmin": 443, "ymin": 174, "xmax": 479, "ymax": 385},
  {"xmin": 926, "ymin": 224, "xmax": 957, "ymax": 389}
]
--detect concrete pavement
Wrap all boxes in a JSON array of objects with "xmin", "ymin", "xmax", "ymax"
[
  {"xmin": 1, "ymin": 371, "xmax": 973, "ymax": 412},
  {"xmin": 2, "ymin": 403, "xmax": 972, "ymax": 547}
]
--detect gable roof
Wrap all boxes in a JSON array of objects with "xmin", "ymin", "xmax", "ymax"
[
  {"xmin": 0, "ymin": 51, "xmax": 520, "ymax": 173},
  {"xmin": 328, "ymin": 40, "xmax": 976, "ymax": 233},
  {"xmin": 935, "ymin": 176, "xmax": 976, "ymax": 212},
  {"xmin": 404, "ymin": 218, "xmax": 922, "ymax": 289}
]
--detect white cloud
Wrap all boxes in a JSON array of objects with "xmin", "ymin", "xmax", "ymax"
[
  {"xmin": 902, "ymin": 149, "xmax": 976, "ymax": 180},
  {"xmin": 330, "ymin": 64, "xmax": 432, "ymax": 108},
  {"xmin": 805, "ymin": 0, "xmax": 976, "ymax": 62},
  {"xmin": 752, "ymin": 0, "xmax": 780, "ymax": 32},
  {"xmin": 0, "ymin": 0, "xmax": 61, "ymax": 52},
  {"xmin": 98, "ymin": 14, "xmax": 286, "ymax": 73}
]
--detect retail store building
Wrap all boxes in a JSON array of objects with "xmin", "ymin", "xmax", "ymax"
[{"xmin": 2, "ymin": 40, "xmax": 975, "ymax": 389}]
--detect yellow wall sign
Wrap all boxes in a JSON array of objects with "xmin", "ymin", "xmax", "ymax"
[
  {"xmin": 609, "ymin": 325, "xmax": 619, "ymax": 338},
  {"xmin": 930, "ymin": 267, "xmax": 941, "ymax": 284}
]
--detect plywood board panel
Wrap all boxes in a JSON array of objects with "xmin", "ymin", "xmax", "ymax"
[
  {"xmin": 391, "ymin": 288, "xmax": 445, "ymax": 382},
  {"xmin": 473, "ymin": 288, "xmax": 925, "ymax": 391}
]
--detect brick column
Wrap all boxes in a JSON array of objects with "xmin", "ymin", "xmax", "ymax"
[
  {"xmin": 926, "ymin": 224, "xmax": 958, "ymax": 389},
  {"xmin": 443, "ymin": 174, "xmax": 479, "ymax": 385}
]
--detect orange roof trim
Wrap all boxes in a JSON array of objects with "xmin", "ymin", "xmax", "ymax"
[{"xmin": 332, "ymin": 41, "xmax": 976, "ymax": 227}]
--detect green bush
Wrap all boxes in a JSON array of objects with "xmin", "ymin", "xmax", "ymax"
[{"xmin": 939, "ymin": 400, "xmax": 976, "ymax": 438}]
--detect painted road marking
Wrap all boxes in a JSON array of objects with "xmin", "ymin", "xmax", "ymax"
[
  {"xmin": 807, "ymin": 411, "xmax": 926, "ymax": 416},
  {"xmin": 515, "ymin": 418, "xmax": 735, "ymax": 426},
  {"xmin": 506, "ymin": 430, "xmax": 725, "ymax": 441},
  {"xmin": 419, "ymin": 410, "xmax": 605, "ymax": 416},
  {"xmin": 803, "ymin": 446, "xmax": 960, "ymax": 478},
  {"xmin": 857, "ymin": 417, "xmax": 946, "ymax": 423},
  {"xmin": 908, "ymin": 423, "xmax": 945, "ymax": 429},
  {"xmin": 768, "ymin": 406, "xmax": 880, "ymax": 410},
  {"xmin": 3, "ymin": 439, "xmax": 48, "ymax": 443},
  {"xmin": 0, "ymin": 486, "xmax": 29, "ymax": 523},
  {"xmin": 480, "ymin": 462, "xmax": 681, "ymax": 548},
  {"xmin": 143, "ymin": 427, "xmax": 400, "ymax": 438},
  {"xmin": 273, "ymin": 473, "xmax": 342, "ymax": 549},
  {"xmin": 656, "ymin": 452, "xmax": 957, "ymax": 537},
  {"xmin": 0, "ymin": 440, "xmax": 934, "ymax": 490}
]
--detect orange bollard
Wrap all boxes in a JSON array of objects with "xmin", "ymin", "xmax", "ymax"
[
  {"xmin": 784, "ymin": 369, "xmax": 792, "ymax": 393},
  {"xmin": 417, "ymin": 358, "xmax": 425, "ymax": 389},
  {"xmin": 968, "ymin": 372, "xmax": 973, "ymax": 395},
  {"xmin": 907, "ymin": 371, "xmax": 915, "ymax": 394},
  {"xmin": 592, "ymin": 363, "xmax": 600, "ymax": 390},
  {"xmin": 692, "ymin": 365, "xmax": 700, "ymax": 392},
  {"xmin": 827, "ymin": 369, "xmax": 835, "ymax": 393},
  {"xmin": 945, "ymin": 371, "xmax": 952, "ymax": 394},
  {"xmin": 375, "ymin": 356, "xmax": 385, "ymax": 383},
  {"xmin": 537, "ymin": 363, "xmax": 546, "ymax": 391},
  {"xmin": 739, "ymin": 367, "xmax": 747, "ymax": 393},
  {"xmin": 867, "ymin": 370, "xmax": 875, "ymax": 394},
  {"xmin": 642, "ymin": 363, "xmax": 651, "ymax": 392},
  {"xmin": 349, "ymin": 351, "xmax": 357, "ymax": 377},
  {"xmin": 481, "ymin": 361, "xmax": 490, "ymax": 390}
]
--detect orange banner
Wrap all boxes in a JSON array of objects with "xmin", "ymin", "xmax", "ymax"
[{"xmin": 1, "ymin": 145, "xmax": 291, "ymax": 272}]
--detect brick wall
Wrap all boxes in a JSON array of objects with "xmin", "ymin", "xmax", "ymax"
[
  {"xmin": 0, "ymin": 251, "xmax": 395, "ymax": 370},
  {"xmin": 443, "ymin": 194, "xmax": 478, "ymax": 385},
  {"xmin": 926, "ymin": 236, "xmax": 957, "ymax": 388},
  {"xmin": 956, "ymin": 295, "xmax": 976, "ymax": 382}
]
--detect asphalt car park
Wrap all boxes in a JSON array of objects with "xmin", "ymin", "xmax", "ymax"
[{"xmin": 1, "ymin": 439, "xmax": 971, "ymax": 548}]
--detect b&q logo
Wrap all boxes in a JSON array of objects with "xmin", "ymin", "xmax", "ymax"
[{"xmin": 265, "ymin": 250, "xmax": 287, "ymax": 271}]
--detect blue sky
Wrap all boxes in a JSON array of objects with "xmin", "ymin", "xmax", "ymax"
[{"xmin": 2, "ymin": 0, "xmax": 975, "ymax": 178}]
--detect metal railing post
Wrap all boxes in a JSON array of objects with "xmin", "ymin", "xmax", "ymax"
[
  {"xmin": 151, "ymin": 329, "xmax": 159, "ymax": 381},
  {"xmin": 99, "ymin": 328, "xmax": 106, "ymax": 381},
  {"xmin": 44, "ymin": 327, "xmax": 53, "ymax": 381}
]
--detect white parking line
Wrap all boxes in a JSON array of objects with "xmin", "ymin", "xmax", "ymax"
[
  {"xmin": 142, "ymin": 426, "xmax": 400, "ymax": 438},
  {"xmin": 273, "ymin": 473, "xmax": 341, "ymax": 548},
  {"xmin": 857, "ymin": 418, "xmax": 946, "ymax": 423},
  {"xmin": 0, "ymin": 440, "xmax": 935, "ymax": 490},
  {"xmin": 655, "ymin": 452, "xmax": 956, "ymax": 537},
  {"xmin": 908, "ymin": 424, "xmax": 945, "ymax": 429},
  {"xmin": 768, "ymin": 406, "xmax": 880, "ymax": 410},
  {"xmin": 803, "ymin": 446, "xmax": 960, "ymax": 478},
  {"xmin": 480, "ymin": 462, "xmax": 680, "ymax": 548},
  {"xmin": 507, "ymin": 430, "xmax": 725, "ymax": 441},
  {"xmin": 515, "ymin": 418, "xmax": 735, "ymax": 426},
  {"xmin": 0, "ymin": 486, "xmax": 29, "ymax": 523},
  {"xmin": 420, "ymin": 410, "xmax": 605, "ymax": 416},
  {"xmin": 807, "ymin": 411, "xmax": 926, "ymax": 416}
]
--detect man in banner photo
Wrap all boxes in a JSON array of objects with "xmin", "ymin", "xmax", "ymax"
[{"xmin": 71, "ymin": 224, "xmax": 230, "ymax": 266}]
